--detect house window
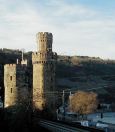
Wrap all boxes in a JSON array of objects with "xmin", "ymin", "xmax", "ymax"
[
  {"xmin": 10, "ymin": 76, "xmax": 12, "ymax": 81},
  {"xmin": 11, "ymin": 88, "xmax": 12, "ymax": 93}
]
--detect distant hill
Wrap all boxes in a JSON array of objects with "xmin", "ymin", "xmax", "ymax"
[
  {"xmin": 0, "ymin": 49, "xmax": 115, "ymax": 104},
  {"xmin": 56, "ymin": 55, "xmax": 115, "ymax": 104},
  {"xmin": 57, "ymin": 55, "xmax": 115, "ymax": 78}
]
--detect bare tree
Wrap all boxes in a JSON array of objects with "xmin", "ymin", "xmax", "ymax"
[{"xmin": 69, "ymin": 91, "xmax": 98, "ymax": 118}]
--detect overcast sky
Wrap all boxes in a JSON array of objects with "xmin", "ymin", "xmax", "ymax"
[{"xmin": 0, "ymin": 0, "xmax": 115, "ymax": 59}]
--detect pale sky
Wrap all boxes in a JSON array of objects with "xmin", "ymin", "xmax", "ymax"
[{"xmin": 0, "ymin": 0, "xmax": 115, "ymax": 59}]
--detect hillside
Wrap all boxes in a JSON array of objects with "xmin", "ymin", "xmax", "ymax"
[
  {"xmin": 56, "ymin": 55, "xmax": 115, "ymax": 103},
  {"xmin": 0, "ymin": 49, "xmax": 115, "ymax": 104},
  {"xmin": 56, "ymin": 56, "xmax": 115, "ymax": 103}
]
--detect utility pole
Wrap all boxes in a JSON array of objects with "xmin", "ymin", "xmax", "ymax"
[
  {"xmin": 62, "ymin": 90, "xmax": 65, "ymax": 121},
  {"xmin": 69, "ymin": 91, "xmax": 72, "ymax": 108},
  {"xmin": 62, "ymin": 90, "xmax": 65, "ymax": 106}
]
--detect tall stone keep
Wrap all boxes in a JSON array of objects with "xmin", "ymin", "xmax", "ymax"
[
  {"xmin": 32, "ymin": 32, "xmax": 57, "ymax": 111},
  {"xmin": 4, "ymin": 64, "xmax": 29, "ymax": 108}
]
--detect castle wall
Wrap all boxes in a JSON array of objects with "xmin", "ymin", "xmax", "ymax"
[
  {"xmin": 44, "ymin": 62, "xmax": 56, "ymax": 109},
  {"xmin": 4, "ymin": 64, "xmax": 29, "ymax": 108},
  {"xmin": 33, "ymin": 63, "xmax": 45, "ymax": 110},
  {"xmin": 16, "ymin": 65, "xmax": 29, "ymax": 103}
]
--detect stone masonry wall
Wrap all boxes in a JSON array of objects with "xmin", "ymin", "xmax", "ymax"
[
  {"xmin": 32, "ymin": 32, "xmax": 57, "ymax": 111},
  {"xmin": 4, "ymin": 64, "xmax": 17, "ymax": 107},
  {"xmin": 4, "ymin": 64, "xmax": 29, "ymax": 108}
]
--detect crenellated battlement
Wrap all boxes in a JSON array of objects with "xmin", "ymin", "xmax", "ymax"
[
  {"xmin": 32, "ymin": 52, "xmax": 39, "ymax": 56},
  {"xmin": 21, "ymin": 59, "xmax": 28, "ymax": 66},
  {"xmin": 4, "ymin": 63, "xmax": 27, "ymax": 69},
  {"xmin": 5, "ymin": 64, "xmax": 16, "ymax": 67},
  {"xmin": 32, "ymin": 52, "xmax": 40, "ymax": 63},
  {"xmin": 36, "ymin": 32, "xmax": 53, "ymax": 52},
  {"xmin": 37, "ymin": 32, "xmax": 52, "ymax": 39},
  {"xmin": 32, "ymin": 51, "xmax": 57, "ymax": 64}
]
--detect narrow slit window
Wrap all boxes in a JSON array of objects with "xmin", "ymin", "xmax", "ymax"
[
  {"xmin": 10, "ymin": 76, "xmax": 12, "ymax": 81},
  {"xmin": 11, "ymin": 88, "xmax": 12, "ymax": 93}
]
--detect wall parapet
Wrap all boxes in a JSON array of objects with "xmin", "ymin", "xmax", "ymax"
[
  {"xmin": 4, "ymin": 64, "xmax": 16, "ymax": 67},
  {"xmin": 37, "ymin": 32, "xmax": 52, "ymax": 39}
]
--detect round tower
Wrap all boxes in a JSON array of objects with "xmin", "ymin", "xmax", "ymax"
[
  {"xmin": 37, "ymin": 32, "xmax": 53, "ymax": 52},
  {"xmin": 32, "ymin": 32, "xmax": 57, "ymax": 113}
]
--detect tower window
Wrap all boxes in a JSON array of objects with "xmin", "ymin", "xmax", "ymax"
[
  {"xmin": 51, "ymin": 78, "xmax": 53, "ymax": 81},
  {"xmin": 10, "ymin": 76, "xmax": 12, "ymax": 81},
  {"xmin": 11, "ymin": 88, "xmax": 12, "ymax": 93}
]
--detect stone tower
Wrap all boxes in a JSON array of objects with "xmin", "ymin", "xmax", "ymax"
[
  {"xmin": 4, "ymin": 64, "xmax": 29, "ymax": 108},
  {"xmin": 32, "ymin": 32, "xmax": 57, "ymax": 111}
]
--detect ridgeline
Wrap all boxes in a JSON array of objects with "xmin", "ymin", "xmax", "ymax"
[{"xmin": 0, "ymin": 49, "xmax": 115, "ymax": 104}]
